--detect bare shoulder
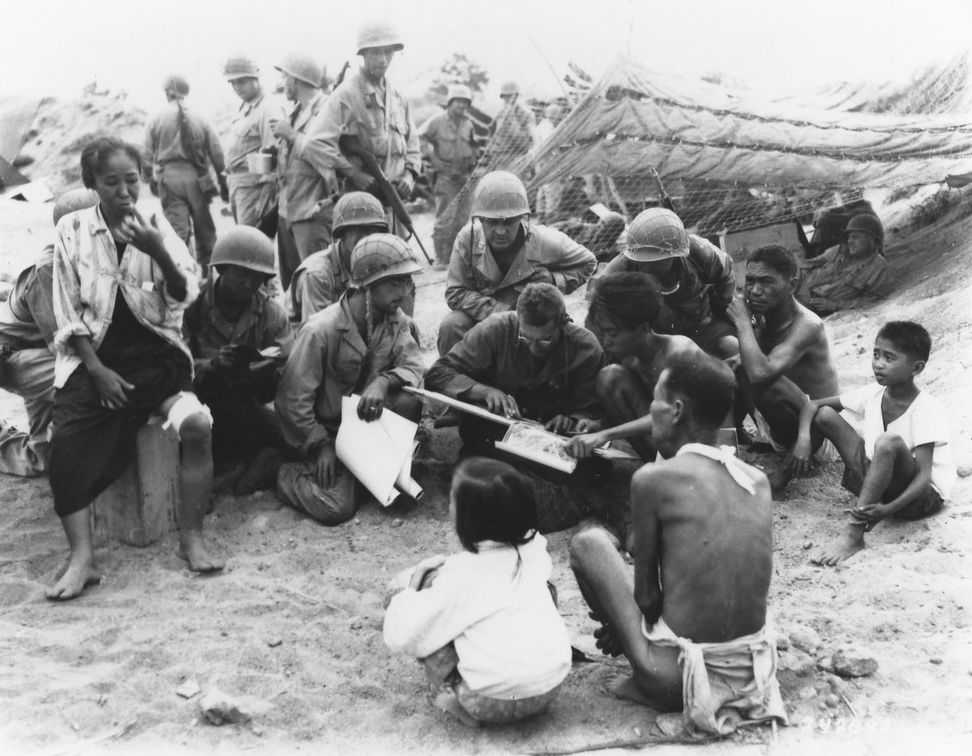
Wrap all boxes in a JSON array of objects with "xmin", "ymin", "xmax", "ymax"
[{"xmin": 632, "ymin": 461, "xmax": 693, "ymax": 497}]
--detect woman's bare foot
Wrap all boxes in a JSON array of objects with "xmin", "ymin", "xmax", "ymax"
[
  {"xmin": 178, "ymin": 530, "xmax": 224, "ymax": 573},
  {"xmin": 812, "ymin": 525, "xmax": 866, "ymax": 567},
  {"xmin": 606, "ymin": 673, "xmax": 657, "ymax": 706},
  {"xmin": 46, "ymin": 557, "xmax": 101, "ymax": 601}
]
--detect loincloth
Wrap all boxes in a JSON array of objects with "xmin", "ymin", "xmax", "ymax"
[{"xmin": 642, "ymin": 616, "xmax": 788, "ymax": 736}]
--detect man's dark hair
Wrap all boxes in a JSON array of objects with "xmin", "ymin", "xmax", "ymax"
[
  {"xmin": 452, "ymin": 457, "xmax": 538, "ymax": 553},
  {"xmin": 663, "ymin": 351, "xmax": 736, "ymax": 429},
  {"xmin": 587, "ymin": 272, "xmax": 662, "ymax": 330},
  {"xmin": 877, "ymin": 320, "xmax": 931, "ymax": 362},
  {"xmin": 516, "ymin": 283, "xmax": 565, "ymax": 326},
  {"xmin": 80, "ymin": 137, "xmax": 143, "ymax": 189},
  {"xmin": 747, "ymin": 244, "xmax": 797, "ymax": 280}
]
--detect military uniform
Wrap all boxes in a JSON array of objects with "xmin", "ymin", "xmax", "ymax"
[
  {"xmin": 798, "ymin": 245, "xmax": 891, "ymax": 316},
  {"xmin": 224, "ymin": 94, "xmax": 283, "ymax": 232}
]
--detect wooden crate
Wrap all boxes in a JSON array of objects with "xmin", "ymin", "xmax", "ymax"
[{"xmin": 91, "ymin": 417, "xmax": 180, "ymax": 547}]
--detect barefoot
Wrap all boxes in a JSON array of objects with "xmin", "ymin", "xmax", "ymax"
[
  {"xmin": 606, "ymin": 673, "xmax": 657, "ymax": 706},
  {"xmin": 178, "ymin": 531, "xmax": 224, "ymax": 573},
  {"xmin": 46, "ymin": 557, "xmax": 101, "ymax": 601},
  {"xmin": 812, "ymin": 525, "xmax": 866, "ymax": 567}
]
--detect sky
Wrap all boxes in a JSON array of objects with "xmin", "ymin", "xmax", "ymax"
[{"xmin": 4, "ymin": 0, "xmax": 972, "ymax": 117}]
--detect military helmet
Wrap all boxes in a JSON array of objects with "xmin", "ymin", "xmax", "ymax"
[
  {"xmin": 210, "ymin": 226, "xmax": 276, "ymax": 276},
  {"xmin": 845, "ymin": 213, "xmax": 884, "ymax": 244},
  {"xmin": 162, "ymin": 74, "xmax": 190, "ymax": 97},
  {"xmin": 52, "ymin": 188, "xmax": 99, "ymax": 226},
  {"xmin": 356, "ymin": 21, "xmax": 405, "ymax": 54},
  {"xmin": 623, "ymin": 208, "xmax": 690, "ymax": 262},
  {"xmin": 499, "ymin": 81, "xmax": 520, "ymax": 97},
  {"xmin": 446, "ymin": 84, "xmax": 472, "ymax": 105},
  {"xmin": 224, "ymin": 56, "xmax": 260, "ymax": 81},
  {"xmin": 351, "ymin": 234, "xmax": 422, "ymax": 288},
  {"xmin": 544, "ymin": 103, "xmax": 563, "ymax": 120},
  {"xmin": 332, "ymin": 192, "xmax": 389, "ymax": 236},
  {"xmin": 274, "ymin": 54, "xmax": 322, "ymax": 88},
  {"xmin": 470, "ymin": 171, "xmax": 530, "ymax": 219}
]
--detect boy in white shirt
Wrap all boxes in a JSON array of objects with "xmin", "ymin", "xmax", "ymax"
[{"xmin": 790, "ymin": 321, "xmax": 955, "ymax": 565}]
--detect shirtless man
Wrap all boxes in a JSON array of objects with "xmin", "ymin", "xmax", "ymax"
[
  {"xmin": 567, "ymin": 272, "xmax": 702, "ymax": 462},
  {"xmin": 727, "ymin": 245, "xmax": 839, "ymax": 491},
  {"xmin": 569, "ymin": 352, "xmax": 785, "ymax": 732}
]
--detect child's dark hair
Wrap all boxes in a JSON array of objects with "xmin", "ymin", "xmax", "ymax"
[
  {"xmin": 663, "ymin": 351, "xmax": 736, "ymax": 428},
  {"xmin": 587, "ymin": 272, "xmax": 662, "ymax": 330},
  {"xmin": 877, "ymin": 321, "xmax": 931, "ymax": 362},
  {"xmin": 80, "ymin": 137, "xmax": 143, "ymax": 189},
  {"xmin": 747, "ymin": 244, "xmax": 797, "ymax": 280},
  {"xmin": 452, "ymin": 457, "xmax": 538, "ymax": 553}
]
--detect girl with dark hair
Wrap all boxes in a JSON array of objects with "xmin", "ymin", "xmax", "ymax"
[
  {"xmin": 46, "ymin": 137, "xmax": 222, "ymax": 600},
  {"xmin": 383, "ymin": 457, "xmax": 571, "ymax": 726}
]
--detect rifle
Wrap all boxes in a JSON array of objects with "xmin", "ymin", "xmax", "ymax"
[
  {"xmin": 338, "ymin": 133, "xmax": 433, "ymax": 264},
  {"xmin": 648, "ymin": 166, "xmax": 676, "ymax": 213}
]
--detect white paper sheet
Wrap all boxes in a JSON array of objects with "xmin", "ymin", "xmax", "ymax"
[{"xmin": 335, "ymin": 394, "xmax": 422, "ymax": 506}]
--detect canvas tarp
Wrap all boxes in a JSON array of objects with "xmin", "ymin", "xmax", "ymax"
[
  {"xmin": 0, "ymin": 97, "xmax": 41, "ymax": 189},
  {"xmin": 518, "ymin": 57, "xmax": 972, "ymax": 192}
]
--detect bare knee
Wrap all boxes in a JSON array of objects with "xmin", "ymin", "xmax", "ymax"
[
  {"xmin": 595, "ymin": 364, "xmax": 628, "ymax": 400},
  {"xmin": 873, "ymin": 432, "xmax": 907, "ymax": 458},
  {"xmin": 178, "ymin": 413, "xmax": 213, "ymax": 449},
  {"xmin": 568, "ymin": 525, "xmax": 618, "ymax": 571},
  {"xmin": 812, "ymin": 405, "xmax": 841, "ymax": 432}
]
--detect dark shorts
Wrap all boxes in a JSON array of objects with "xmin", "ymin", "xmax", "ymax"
[
  {"xmin": 691, "ymin": 316, "xmax": 736, "ymax": 356},
  {"xmin": 841, "ymin": 437, "xmax": 944, "ymax": 522}
]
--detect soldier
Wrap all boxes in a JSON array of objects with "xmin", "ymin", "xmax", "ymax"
[
  {"xmin": 222, "ymin": 55, "xmax": 283, "ymax": 238},
  {"xmin": 419, "ymin": 84, "xmax": 478, "ymax": 268},
  {"xmin": 439, "ymin": 170, "xmax": 597, "ymax": 355},
  {"xmin": 290, "ymin": 191, "xmax": 389, "ymax": 324},
  {"xmin": 184, "ymin": 227, "xmax": 291, "ymax": 493},
  {"xmin": 318, "ymin": 21, "xmax": 421, "ymax": 234},
  {"xmin": 596, "ymin": 208, "xmax": 738, "ymax": 358},
  {"xmin": 0, "ymin": 188, "xmax": 98, "ymax": 477},
  {"xmin": 144, "ymin": 75, "xmax": 227, "ymax": 268},
  {"xmin": 271, "ymin": 53, "xmax": 336, "ymax": 289},
  {"xmin": 486, "ymin": 81, "xmax": 534, "ymax": 164},
  {"xmin": 275, "ymin": 234, "xmax": 424, "ymax": 526},
  {"xmin": 798, "ymin": 213, "xmax": 892, "ymax": 316}
]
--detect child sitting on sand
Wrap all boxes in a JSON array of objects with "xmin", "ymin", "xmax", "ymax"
[
  {"xmin": 788, "ymin": 321, "xmax": 955, "ymax": 565},
  {"xmin": 383, "ymin": 457, "xmax": 571, "ymax": 726}
]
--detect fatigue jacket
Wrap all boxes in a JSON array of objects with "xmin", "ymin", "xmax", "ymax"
[
  {"xmin": 225, "ymin": 94, "xmax": 284, "ymax": 187},
  {"xmin": 144, "ymin": 102, "xmax": 225, "ymax": 175},
  {"xmin": 317, "ymin": 68, "xmax": 420, "ymax": 187},
  {"xmin": 277, "ymin": 92, "xmax": 337, "ymax": 221},
  {"xmin": 0, "ymin": 249, "xmax": 56, "ymax": 350},
  {"xmin": 601, "ymin": 234, "xmax": 734, "ymax": 336},
  {"xmin": 183, "ymin": 277, "xmax": 291, "ymax": 360},
  {"xmin": 446, "ymin": 221, "xmax": 597, "ymax": 322},
  {"xmin": 275, "ymin": 293, "xmax": 424, "ymax": 455},
  {"xmin": 52, "ymin": 204, "xmax": 199, "ymax": 388},
  {"xmin": 425, "ymin": 311, "xmax": 604, "ymax": 423},
  {"xmin": 798, "ymin": 245, "xmax": 892, "ymax": 315},
  {"xmin": 289, "ymin": 243, "xmax": 351, "ymax": 324},
  {"xmin": 418, "ymin": 110, "xmax": 477, "ymax": 177}
]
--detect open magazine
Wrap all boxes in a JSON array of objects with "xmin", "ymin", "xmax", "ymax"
[{"xmin": 494, "ymin": 421, "xmax": 579, "ymax": 474}]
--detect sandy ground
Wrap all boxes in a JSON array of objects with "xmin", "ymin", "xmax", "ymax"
[{"xmin": 1, "ymin": 201, "xmax": 972, "ymax": 756}]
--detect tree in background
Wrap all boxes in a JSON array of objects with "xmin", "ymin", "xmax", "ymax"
[{"xmin": 429, "ymin": 53, "xmax": 490, "ymax": 99}]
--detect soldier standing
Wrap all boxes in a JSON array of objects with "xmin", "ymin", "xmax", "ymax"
[{"xmin": 419, "ymin": 84, "xmax": 478, "ymax": 269}]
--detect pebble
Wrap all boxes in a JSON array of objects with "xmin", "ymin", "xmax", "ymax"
[
  {"xmin": 266, "ymin": 638, "xmax": 282, "ymax": 648},
  {"xmin": 176, "ymin": 678, "xmax": 201, "ymax": 700},
  {"xmin": 802, "ymin": 541, "xmax": 813, "ymax": 550},
  {"xmin": 957, "ymin": 464, "xmax": 972, "ymax": 478},
  {"xmin": 780, "ymin": 649, "xmax": 816, "ymax": 676},
  {"xmin": 929, "ymin": 657, "xmax": 943, "ymax": 665},
  {"xmin": 833, "ymin": 650, "xmax": 878, "ymax": 678},
  {"xmin": 391, "ymin": 518, "xmax": 403, "ymax": 528},
  {"xmin": 824, "ymin": 694, "xmax": 840, "ymax": 708},
  {"xmin": 789, "ymin": 625, "xmax": 822, "ymax": 654}
]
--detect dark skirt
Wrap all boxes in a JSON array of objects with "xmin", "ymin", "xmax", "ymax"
[{"xmin": 49, "ymin": 338, "xmax": 191, "ymax": 517}]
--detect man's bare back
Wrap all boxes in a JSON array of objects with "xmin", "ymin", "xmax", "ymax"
[
  {"xmin": 632, "ymin": 453, "xmax": 772, "ymax": 642},
  {"xmin": 625, "ymin": 334, "xmax": 701, "ymax": 396}
]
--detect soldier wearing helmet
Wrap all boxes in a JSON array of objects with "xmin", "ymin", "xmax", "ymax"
[
  {"xmin": 276, "ymin": 234, "xmax": 424, "ymax": 525},
  {"xmin": 426, "ymin": 283, "xmax": 613, "ymax": 533},
  {"xmin": 271, "ymin": 53, "xmax": 339, "ymax": 290},
  {"xmin": 486, "ymin": 81, "xmax": 534, "ymax": 163},
  {"xmin": 418, "ymin": 83, "xmax": 480, "ymax": 268},
  {"xmin": 440, "ymin": 170, "xmax": 597, "ymax": 355},
  {"xmin": 182, "ymin": 227, "xmax": 292, "ymax": 493},
  {"xmin": 597, "ymin": 207, "xmax": 738, "ymax": 358},
  {"xmin": 0, "ymin": 188, "xmax": 99, "ymax": 476},
  {"xmin": 144, "ymin": 74, "xmax": 227, "ymax": 268},
  {"xmin": 222, "ymin": 55, "xmax": 285, "ymax": 239},
  {"xmin": 289, "ymin": 191, "xmax": 390, "ymax": 323},
  {"xmin": 317, "ymin": 21, "xmax": 421, "ymax": 229},
  {"xmin": 533, "ymin": 102, "xmax": 564, "ymax": 145},
  {"xmin": 798, "ymin": 213, "xmax": 891, "ymax": 316}
]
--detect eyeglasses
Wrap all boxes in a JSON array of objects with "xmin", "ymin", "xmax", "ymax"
[{"xmin": 518, "ymin": 335, "xmax": 557, "ymax": 348}]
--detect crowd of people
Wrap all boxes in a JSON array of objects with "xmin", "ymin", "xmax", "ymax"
[{"xmin": 0, "ymin": 19, "xmax": 956, "ymax": 736}]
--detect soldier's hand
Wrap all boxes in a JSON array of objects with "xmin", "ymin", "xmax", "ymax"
[
  {"xmin": 480, "ymin": 386, "xmax": 520, "ymax": 419},
  {"xmin": 544, "ymin": 414, "xmax": 574, "ymax": 435},
  {"xmin": 395, "ymin": 171, "xmax": 415, "ymax": 200},
  {"xmin": 272, "ymin": 120, "xmax": 296, "ymax": 143},
  {"xmin": 357, "ymin": 376, "xmax": 390, "ymax": 422},
  {"xmin": 315, "ymin": 444, "xmax": 338, "ymax": 490}
]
